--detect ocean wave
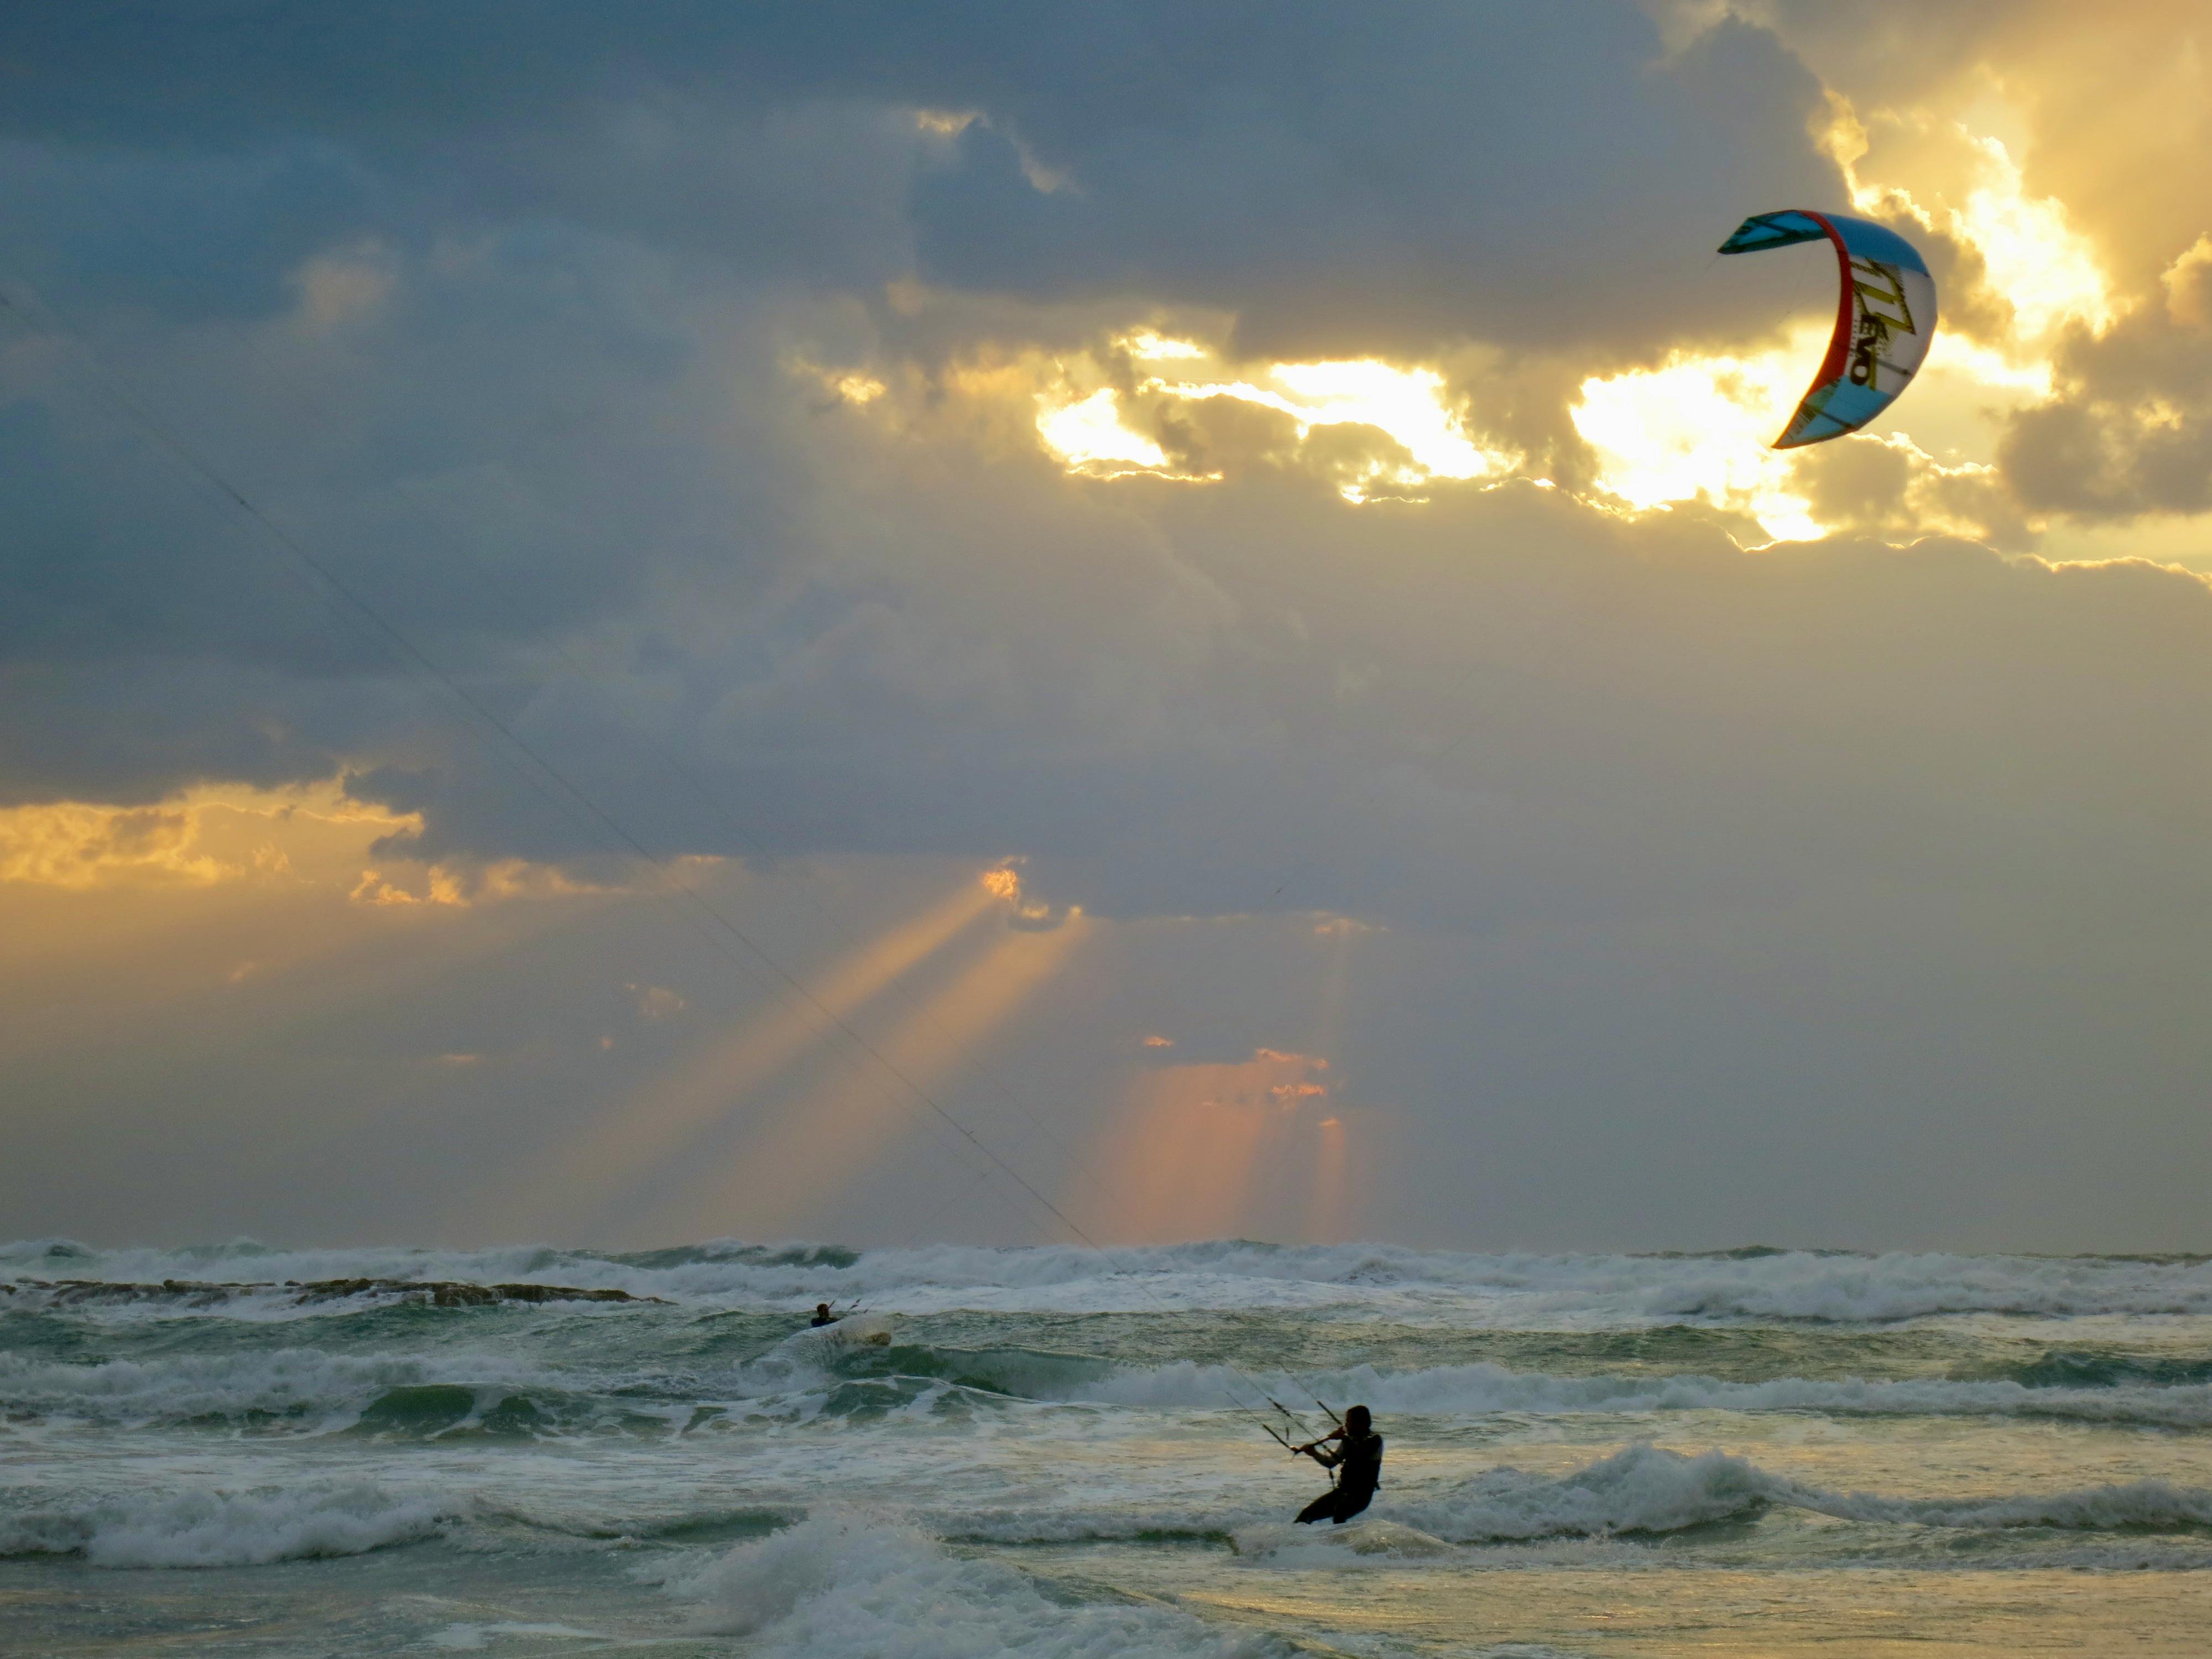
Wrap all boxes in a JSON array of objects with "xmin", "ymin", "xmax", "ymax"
[
  {"xmin": 0, "ymin": 1340, "xmax": 1003, "ymax": 1434},
  {"xmin": 2001, "ymin": 1350, "xmax": 2212, "ymax": 1390},
  {"xmin": 11, "ymin": 1237, "xmax": 2212, "ymax": 1322},
  {"xmin": 660, "ymin": 1515, "xmax": 1281, "ymax": 1657},
  {"xmin": 0, "ymin": 1348, "xmax": 441, "ymax": 1427},
  {"xmin": 1070, "ymin": 1357, "xmax": 2212, "ymax": 1428},
  {"xmin": 17, "ymin": 1334, "xmax": 2212, "ymax": 1438},
  {"xmin": 0, "ymin": 1349, "xmax": 691, "ymax": 1436},
  {"xmin": 1399, "ymin": 1444, "xmax": 2212, "ymax": 1543},
  {"xmin": 0, "ymin": 1481, "xmax": 451, "ymax": 1568},
  {"xmin": 1402, "ymin": 1445, "xmax": 1782, "ymax": 1540}
]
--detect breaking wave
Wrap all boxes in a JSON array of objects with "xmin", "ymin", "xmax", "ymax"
[
  {"xmin": 1399, "ymin": 1444, "xmax": 2212, "ymax": 1543},
  {"xmin": 0, "ymin": 1481, "xmax": 451, "ymax": 1568}
]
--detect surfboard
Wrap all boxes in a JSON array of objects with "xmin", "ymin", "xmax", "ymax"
[{"xmin": 802, "ymin": 1311, "xmax": 894, "ymax": 1348}]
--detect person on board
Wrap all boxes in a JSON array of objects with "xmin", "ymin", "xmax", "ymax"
[
  {"xmin": 1293, "ymin": 1404, "xmax": 1383, "ymax": 1525},
  {"xmin": 810, "ymin": 1302, "xmax": 839, "ymax": 1327}
]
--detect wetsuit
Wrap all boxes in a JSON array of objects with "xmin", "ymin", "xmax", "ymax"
[
  {"xmin": 1295, "ymin": 1430, "xmax": 1383, "ymax": 1525},
  {"xmin": 810, "ymin": 1312, "xmax": 838, "ymax": 1327}
]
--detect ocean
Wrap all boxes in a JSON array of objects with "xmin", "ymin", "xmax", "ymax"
[{"xmin": 4, "ymin": 1237, "xmax": 2211, "ymax": 1656}]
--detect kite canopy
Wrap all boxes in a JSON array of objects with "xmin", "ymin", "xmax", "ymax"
[{"xmin": 1719, "ymin": 210, "xmax": 1938, "ymax": 449}]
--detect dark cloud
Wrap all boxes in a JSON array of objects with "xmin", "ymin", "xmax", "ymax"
[
  {"xmin": 2, "ymin": 3, "xmax": 1839, "ymax": 352},
  {"xmin": 911, "ymin": 10, "xmax": 1840, "ymax": 358},
  {"xmin": 1999, "ymin": 310, "xmax": 2212, "ymax": 519}
]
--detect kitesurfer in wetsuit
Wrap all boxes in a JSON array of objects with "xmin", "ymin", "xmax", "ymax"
[
  {"xmin": 810, "ymin": 1302, "xmax": 839, "ymax": 1327},
  {"xmin": 1294, "ymin": 1404, "xmax": 1382, "ymax": 1525}
]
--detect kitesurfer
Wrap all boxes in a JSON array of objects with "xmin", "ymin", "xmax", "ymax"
[
  {"xmin": 810, "ymin": 1302, "xmax": 839, "ymax": 1327},
  {"xmin": 1293, "ymin": 1404, "xmax": 1382, "ymax": 1525}
]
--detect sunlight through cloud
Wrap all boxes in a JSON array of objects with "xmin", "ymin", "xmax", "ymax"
[
  {"xmin": 1035, "ymin": 387, "xmax": 1172, "ymax": 476},
  {"xmin": 1032, "ymin": 333, "xmax": 1507, "ymax": 500},
  {"xmin": 1572, "ymin": 325, "xmax": 1828, "ymax": 542},
  {"xmin": 1954, "ymin": 134, "xmax": 2116, "ymax": 339}
]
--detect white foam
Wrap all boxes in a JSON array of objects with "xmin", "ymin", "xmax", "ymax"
[
  {"xmin": 0, "ymin": 1480, "xmax": 450, "ymax": 1568},
  {"xmin": 1402, "ymin": 1444, "xmax": 1781, "ymax": 1541},
  {"xmin": 664, "ymin": 1515, "xmax": 1272, "ymax": 1656}
]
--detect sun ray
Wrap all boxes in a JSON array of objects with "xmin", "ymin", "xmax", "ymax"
[
  {"xmin": 659, "ymin": 911, "xmax": 1091, "ymax": 1238},
  {"xmin": 481, "ymin": 877, "xmax": 1000, "ymax": 1234},
  {"xmin": 1307, "ymin": 1114, "xmax": 1349, "ymax": 1244},
  {"xmin": 1297, "ymin": 917, "xmax": 1368, "ymax": 1241},
  {"xmin": 1086, "ymin": 1048, "xmax": 1333, "ymax": 1242}
]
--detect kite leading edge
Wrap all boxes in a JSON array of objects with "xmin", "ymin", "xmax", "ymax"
[{"xmin": 1719, "ymin": 210, "xmax": 1938, "ymax": 450}]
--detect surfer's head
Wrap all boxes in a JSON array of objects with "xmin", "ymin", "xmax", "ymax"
[
  {"xmin": 815, "ymin": 1303, "xmax": 830, "ymax": 1315},
  {"xmin": 1345, "ymin": 1405, "xmax": 1371, "ymax": 1433}
]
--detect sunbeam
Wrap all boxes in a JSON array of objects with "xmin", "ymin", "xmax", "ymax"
[
  {"xmin": 1086, "ymin": 1047, "xmax": 1335, "ymax": 1242},
  {"xmin": 479, "ymin": 877, "xmax": 1001, "ymax": 1234},
  {"xmin": 658, "ymin": 910, "xmax": 1092, "ymax": 1237}
]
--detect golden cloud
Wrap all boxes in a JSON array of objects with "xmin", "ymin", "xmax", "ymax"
[
  {"xmin": 0, "ymin": 779, "xmax": 608, "ymax": 910},
  {"xmin": 0, "ymin": 781, "xmax": 412, "ymax": 891}
]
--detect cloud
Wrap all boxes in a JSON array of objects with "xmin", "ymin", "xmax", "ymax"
[
  {"xmin": 628, "ymin": 982, "xmax": 688, "ymax": 1020},
  {"xmin": 1997, "ymin": 310, "xmax": 2212, "ymax": 520},
  {"xmin": 1, "ymin": 5, "xmax": 1840, "ymax": 353},
  {"xmin": 0, "ymin": 799, "xmax": 230, "ymax": 888},
  {"xmin": 0, "ymin": 782, "xmax": 408, "ymax": 890}
]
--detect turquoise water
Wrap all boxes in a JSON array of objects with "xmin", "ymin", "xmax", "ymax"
[{"xmin": 6, "ymin": 1238, "xmax": 2212, "ymax": 1655}]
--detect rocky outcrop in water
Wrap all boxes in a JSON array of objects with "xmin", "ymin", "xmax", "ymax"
[{"xmin": 6, "ymin": 1277, "xmax": 662, "ymax": 1308}]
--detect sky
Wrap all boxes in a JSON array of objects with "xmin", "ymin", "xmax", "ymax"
[{"xmin": 5, "ymin": 1, "xmax": 2212, "ymax": 1254}]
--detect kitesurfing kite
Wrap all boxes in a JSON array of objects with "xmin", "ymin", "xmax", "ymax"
[{"xmin": 1719, "ymin": 211, "xmax": 1937, "ymax": 449}]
